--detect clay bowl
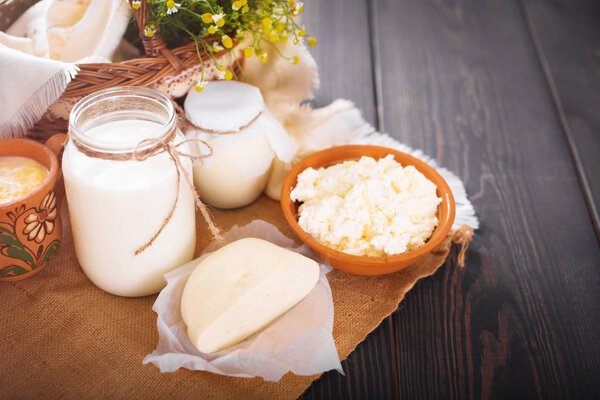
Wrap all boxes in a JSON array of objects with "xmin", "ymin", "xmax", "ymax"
[
  {"xmin": 280, "ymin": 145, "xmax": 455, "ymax": 276},
  {"xmin": 0, "ymin": 137, "xmax": 63, "ymax": 281}
]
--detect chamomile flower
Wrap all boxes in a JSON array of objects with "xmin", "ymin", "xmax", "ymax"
[
  {"xmin": 294, "ymin": 2, "xmax": 304, "ymax": 15},
  {"xmin": 260, "ymin": 53, "xmax": 268, "ymax": 63},
  {"xmin": 291, "ymin": 56, "xmax": 299, "ymax": 64},
  {"xmin": 213, "ymin": 13, "xmax": 225, "ymax": 27},
  {"xmin": 212, "ymin": 43, "xmax": 224, "ymax": 53},
  {"xmin": 207, "ymin": 25, "xmax": 217, "ymax": 35},
  {"xmin": 166, "ymin": 1, "xmax": 180, "ymax": 15},
  {"xmin": 219, "ymin": 69, "xmax": 233, "ymax": 80},
  {"xmin": 232, "ymin": 1, "xmax": 242, "ymax": 11},
  {"xmin": 131, "ymin": 0, "xmax": 141, "ymax": 10},
  {"xmin": 144, "ymin": 25, "xmax": 156, "ymax": 37},
  {"xmin": 221, "ymin": 35, "xmax": 233, "ymax": 48},
  {"xmin": 194, "ymin": 81, "xmax": 208, "ymax": 93},
  {"xmin": 201, "ymin": 13, "xmax": 213, "ymax": 23},
  {"xmin": 308, "ymin": 37, "xmax": 317, "ymax": 46}
]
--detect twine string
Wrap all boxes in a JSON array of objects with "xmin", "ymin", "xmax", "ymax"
[
  {"xmin": 452, "ymin": 224, "xmax": 473, "ymax": 267},
  {"xmin": 183, "ymin": 111, "xmax": 263, "ymax": 135},
  {"xmin": 132, "ymin": 136, "xmax": 224, "ymax": 255},
  {"xmin": 70, "ymin": 127, "xmax": 224, "ymax": 256}
]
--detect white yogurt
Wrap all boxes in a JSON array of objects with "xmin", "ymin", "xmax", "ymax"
[
  {"xmin": 184, "ymin": 81, "xmax": 295, "ymax": 209},
  {"xmin": 62, "ymin": 119, "xmax": 196, "ymax": 297}
]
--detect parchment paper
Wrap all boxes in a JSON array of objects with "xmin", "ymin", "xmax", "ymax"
[{"xmin": 142, "ymin": 220, "xmax": 343, "ymax": 382}]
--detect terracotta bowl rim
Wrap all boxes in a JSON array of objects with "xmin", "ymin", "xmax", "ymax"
[
  {"xmin": 280, "ymin": 144, "xmax": 456, "ymax": 273},
  {"xmin": 0, "ymin": 138, "xmax": 59, "ymax": 209}
]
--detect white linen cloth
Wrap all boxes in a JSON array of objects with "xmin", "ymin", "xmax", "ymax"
[{"xmin": 0, "ymin": 0, "xmax": 129, "ymax": 137}]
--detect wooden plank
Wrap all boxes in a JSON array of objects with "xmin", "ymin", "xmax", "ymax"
[
  {"xmin": 520, "ymin": 0, "xmax": 600, "ymax": 239},
  {"xmin": 300, "ymin": 1, "xmax": 400, "ymax": 398},
  {"xmin": 371, "ymin": 0, "xmax": 600, "ymax": 398},
  {"xmin": 302, "ymin": 0, "xmax": 377, "ymax": 127}
]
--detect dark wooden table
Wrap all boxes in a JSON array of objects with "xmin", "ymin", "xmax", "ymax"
[{"xmin": 299, "ymin": 0, "xmax": 600, "ymax": 398}]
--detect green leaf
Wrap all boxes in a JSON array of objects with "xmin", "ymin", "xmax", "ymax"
[
  {"xmin": 40, "ymin": 241, "xmax": 60, "ymax": 267},
  {"xmin": 6, "ymin": 245, "xmax": 36, "ymax": 270},
  {"xmin": 0, "ymin": 226, "xmax": 18, "ymax": 238},
  {"xmin": 0, "ymin": 233, "xmax": 20, "ymax": 247},
  {"xmin": 0, "ymin": 264, "xmax": 29, "ymax": 278}
]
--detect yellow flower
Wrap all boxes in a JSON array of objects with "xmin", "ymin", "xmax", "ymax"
[
  {"xmin": 23, "ymin": 192, "xmax": 57, "ymax": 244},
  {"xmin": 194, "ymin": 81, "xmax": 208, "ymax": 93},
  {"xmin": 201, "ymin": 13, "xmax": 213, "ymax": 23},
  {"xmin": 144, "ymin": 25, "xmax": 155, "ymax": 37},
  {"xmin": 279, "ymin": 35, "xmax": 288, "ymax": 43},
  {"xmin": 213, "ymin": 13, "xmax": 225, "ymax": 27},
  {"xmin": 269, "ymin": 33, "xmax": 278, "ymax": 42},
  {"xmin": 166, "ymin": 1, "xmax": 180, "ymax": 15},
  {"xmin": 294, "ymin": 2, "xmax": 304, "ymax": 15},
  {"xmin": 131, "ymin": 0, "xmax": 141, "ymax": 10},
  {"xmin": 292, "ymin": 56, "xmax": 299, "ymax": 64},
  {"xmin": 241, "ymin": 5, "xmax": 249, "ymax": 13},
  {"xmin": 243, "ymin": 47, "xmax": 254, "ymax": 57},
  {"xmin": 298, "ymin": 28, "xmax": 306, "ymax": 37},
  {"xmin": 308, "ymin": 37, "xmax": 317, "ymax": 47},
  {"xmin": 260, "ymin": 53, "xmax": 268, "ymax": 63},
  {"xmin": 221, "ymin": 35, "xmax": 233, "ymax": 48},
  {"xmin": 207, "ymin": 26, "xmax": 216, "ymax": 35},
  {"xmin": 218, "ymin": 65, "xmax": 226, "ymax": 71},
  {"xmin": 241, "ymin": 0, "xmax": 247, "ymax": 5},
  {"xmin": 224, "ymin": 70, "xmax": 233, "ymax": 80},
  {"xmin": 276, "ymin": 22, "xmax": 285, "ymax": 32},
  {"xmin": 262, "ymin": 17, "xmax": 271, "ymax": 27},
  {"xmin": 232, "ymin": 0, "xmax": 242, "ymax": 10}
]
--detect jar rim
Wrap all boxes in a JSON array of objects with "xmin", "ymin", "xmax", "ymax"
[{"xmin": 69, "ymin": 87, "xmax": 176, "ymax": 153}]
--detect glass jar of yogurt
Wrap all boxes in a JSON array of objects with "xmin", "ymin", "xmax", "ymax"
[
  {"xmin": 63, "ymin": 87, "xmax": 196, "ymax": 297},
  {"xmin": 184, "ymin": 81, "xmax": 295, "ymax": 209}
]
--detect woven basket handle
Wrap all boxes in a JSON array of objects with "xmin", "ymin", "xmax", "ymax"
[
  {"xmin": 128, "ymin": 0, "xmax": 185, "ymax": 73},
  {"xmin": 128, "ymin": 0, "xmax": 168, "ymax": 57}
]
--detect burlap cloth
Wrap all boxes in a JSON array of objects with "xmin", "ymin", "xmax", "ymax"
[{"xmin": 0, "ymin": 195, "xmax": 469, "ymax": 399}]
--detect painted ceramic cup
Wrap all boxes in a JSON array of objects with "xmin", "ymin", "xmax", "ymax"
[{"xmin": 0, "ymin": 136, "xmax": 65, "ymax": 281}]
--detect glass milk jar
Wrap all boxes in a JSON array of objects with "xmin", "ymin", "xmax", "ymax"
[
  {"xmin": 63, "ymin": 87, "xmax": 196, "ymax": 297},
  {"xmin": 183, "ymin": 81, "xmax": 295, "ymax": 209}
]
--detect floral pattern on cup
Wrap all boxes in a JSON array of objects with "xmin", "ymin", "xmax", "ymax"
[
  {"xmin": 22, "ymin": 192, "xmax": 57, "ymax": 243},
  {"xmin": 0, "ymin": 191, "xmax": 61, "ymax": 279}
]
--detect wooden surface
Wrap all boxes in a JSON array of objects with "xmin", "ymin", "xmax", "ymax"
[{"xmin": 300, "ymin": 0, "xmax": 600, "ymax": 398}]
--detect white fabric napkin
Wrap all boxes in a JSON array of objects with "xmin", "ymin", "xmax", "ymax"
[
  {"xmin": 0, "ymin": 0, "xmax": 129, "ymax": 137},
  {"xmin": 143, "ymin": 220, "xmax": 344, "ymax": 382}
]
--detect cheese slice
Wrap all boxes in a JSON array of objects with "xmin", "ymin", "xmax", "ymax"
[{"xmin": 181, "ymin": 238, "xmax": 320, "ymax": 353}]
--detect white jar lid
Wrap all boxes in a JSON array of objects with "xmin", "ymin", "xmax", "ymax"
[{"xmin": 184, "ymin": 81, "xmax": 265, "ymax": 132}]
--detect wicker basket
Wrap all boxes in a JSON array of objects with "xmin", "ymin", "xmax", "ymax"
[{"xmin": 21, "ymin": 0, "xmax": 243, "ymax": 139}]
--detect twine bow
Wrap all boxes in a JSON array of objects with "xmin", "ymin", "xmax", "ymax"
[{"xmin": 69, "ymin": 126, "xmax": 224, "ymax": 256}]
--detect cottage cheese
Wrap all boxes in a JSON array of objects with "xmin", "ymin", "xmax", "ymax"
[{"xmin": 290, "ymin": 155, "xmax": 442, "ymax": 257}]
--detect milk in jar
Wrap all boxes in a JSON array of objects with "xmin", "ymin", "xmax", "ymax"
[{"xmin": 62, "ymin": 87, "xmax": 196, "ymax": 297}]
